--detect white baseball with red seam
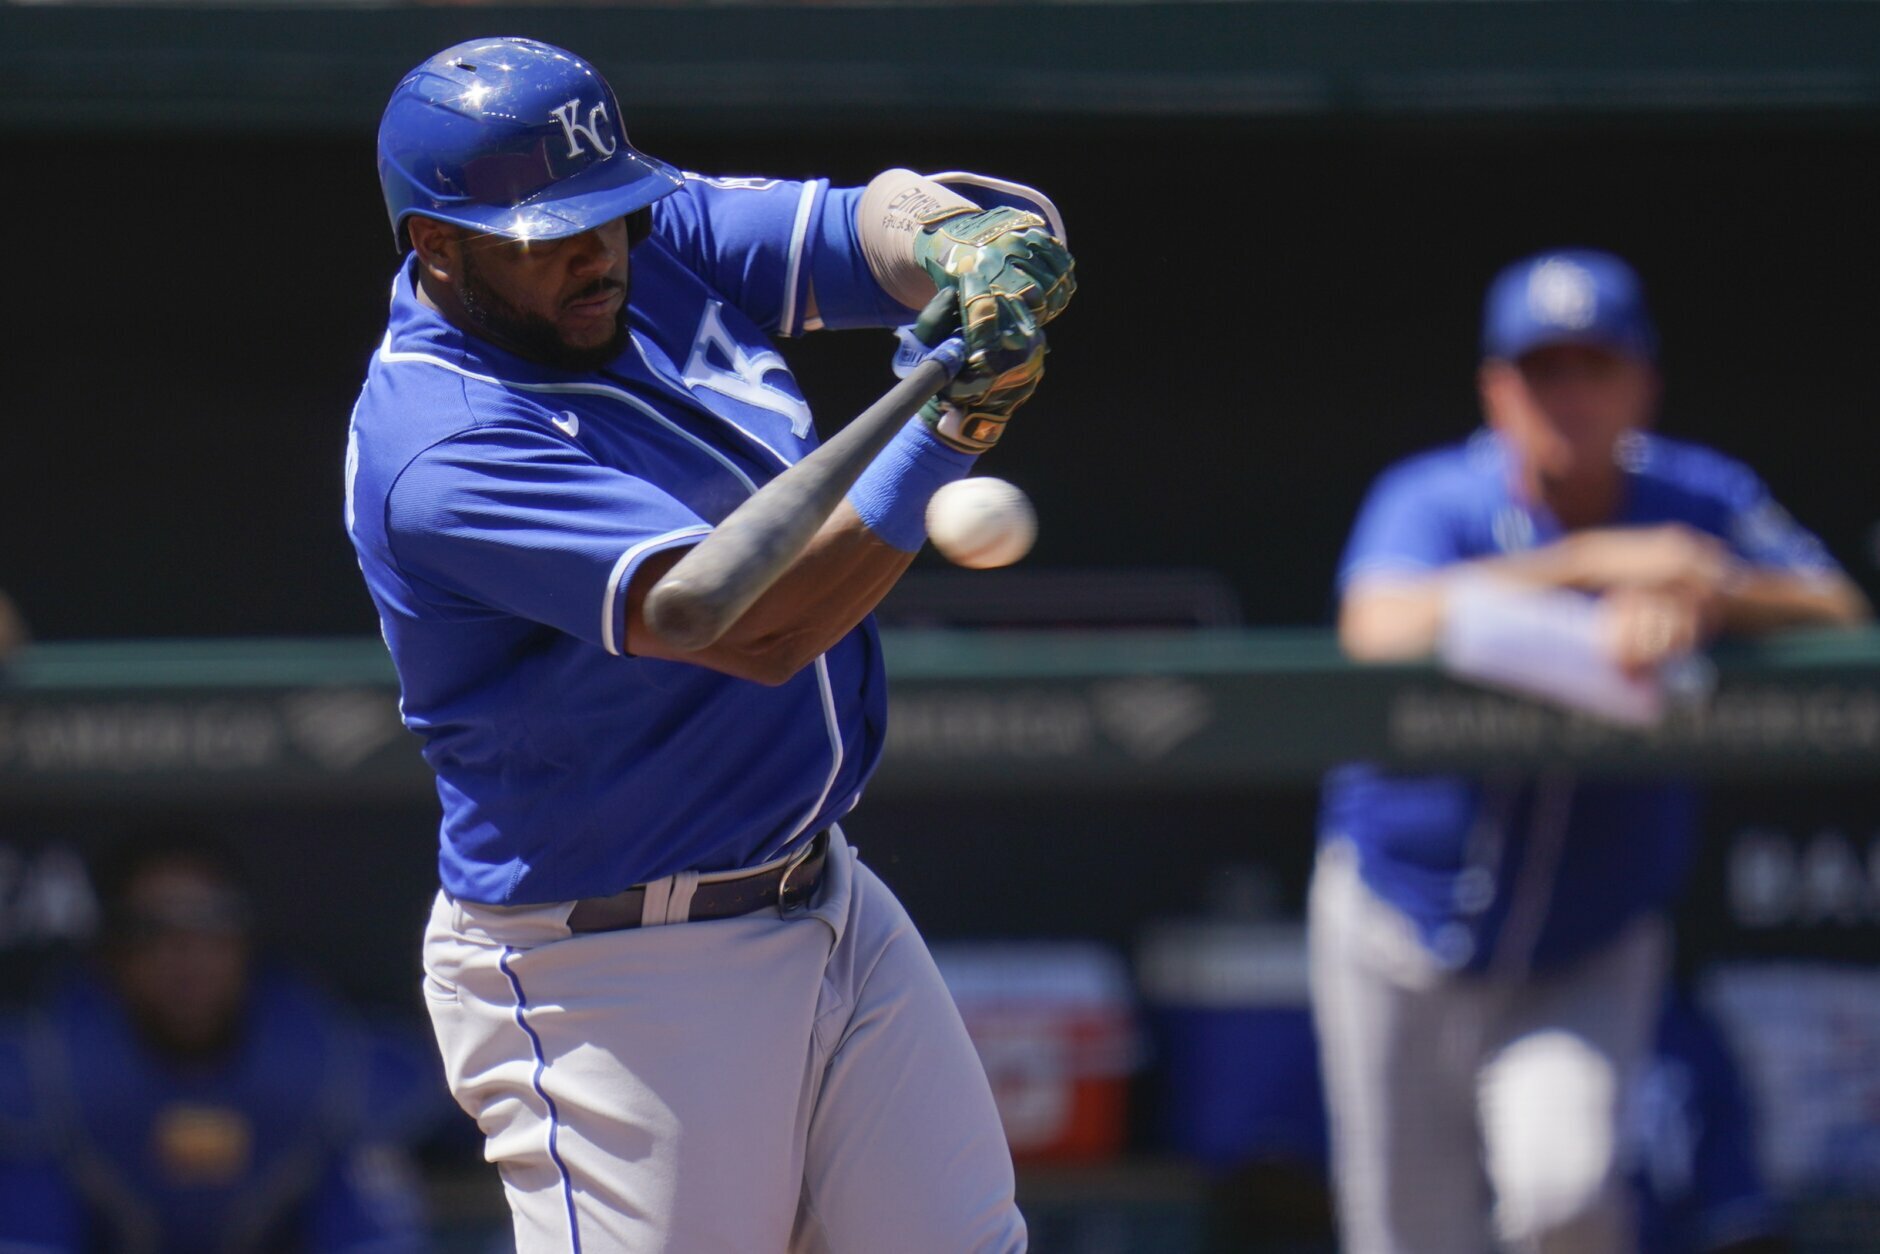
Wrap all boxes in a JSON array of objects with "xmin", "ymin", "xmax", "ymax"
[{"xmin": 925, "ymin": 478, "xmax": 1037, "ymax": 569}]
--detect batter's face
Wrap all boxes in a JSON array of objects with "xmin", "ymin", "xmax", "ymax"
[
  {"xmin": 411, "ymin": 216, "xmax": 632, "ymax": 371},
  {"xmin": 1480, "ymin": 344, "xmax": 1659, "ymax": 507}
]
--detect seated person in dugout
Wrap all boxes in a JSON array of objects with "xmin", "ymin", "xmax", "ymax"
[{"xmin": 0, "ymin": 831, "xmax": 443, "ymax": 1253}]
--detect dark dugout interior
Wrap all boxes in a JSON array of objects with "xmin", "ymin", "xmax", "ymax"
[{"xmin": 7, "ymin": 115, "xmax": 1876, "ymax": 641}]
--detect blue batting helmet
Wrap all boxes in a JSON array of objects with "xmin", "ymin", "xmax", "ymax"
[{"xmin": 377, "ymin": 37, "xmax": 684, "ymax": 252}]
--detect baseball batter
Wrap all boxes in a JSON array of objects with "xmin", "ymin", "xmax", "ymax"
[
  {"xmin": 1314, "ymin": 250, "xmax": 1869, "ymax": 1253},
  {"xmin": 345, "ymin": 38, "xmax": 1073, "ymax": 1251}
]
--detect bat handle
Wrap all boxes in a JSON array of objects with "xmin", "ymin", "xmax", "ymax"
[{"xmin": 642, "ymin": 355, "xmax": 956, "ymax": 652}]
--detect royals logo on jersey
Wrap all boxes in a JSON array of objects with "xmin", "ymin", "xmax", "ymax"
[{"xmin": 681, "ymin": 301, "xmax": 813, "ymax": 438}]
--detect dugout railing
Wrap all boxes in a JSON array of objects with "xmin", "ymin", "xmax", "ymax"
[{"xmin": 1, "ymin": 627, "xmax": 1875, "ymax": 801}]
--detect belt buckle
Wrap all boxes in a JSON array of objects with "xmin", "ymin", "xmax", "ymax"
[{"xmin": 775, "ymin": 832, "xmax": 822, "ymax": 918}]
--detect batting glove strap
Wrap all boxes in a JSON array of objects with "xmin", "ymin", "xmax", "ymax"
[
  {"xmin": 920, "ymin": 399, "xmax": 1006, "ymax": 456},
  {"xmin": 891, "ymin": 326, "xmax": 967, "ymax": 381},
  {"xmin": 847, "ymin": 417, "xmax": 979, "ymax": 551}
]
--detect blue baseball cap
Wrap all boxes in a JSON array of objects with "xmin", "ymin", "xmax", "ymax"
[{"xmin": 1481, "ymin": 249, "xmax": 1658, "ymax": 362}]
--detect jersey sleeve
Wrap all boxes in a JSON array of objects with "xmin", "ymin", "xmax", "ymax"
[
  {"xmin": 384, "ymin": 424, "xmax": 711, "ymax": 656},
  {"xmin": 1337, "ymin": 460, "xmax": 1467, "ymax": 591},
  {"xmin": 651, "ymin": 175, "xmax": 909, "ymax": 336}
]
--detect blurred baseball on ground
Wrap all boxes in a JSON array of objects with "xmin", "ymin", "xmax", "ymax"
[{"xmin": 926, "ymin": 478, "xmax": 1037, "ymax": 569}]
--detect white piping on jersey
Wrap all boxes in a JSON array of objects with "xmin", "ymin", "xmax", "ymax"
[
  {"xmin": 345, "ymin": 372, "xmax": 406, "ymax": 722},
  {"xmin": 1489, "ymin": 770, "xmax": 1576, "ymax": 979},
  {"xmin": 343, "ymin": 397, "xmax": 364, "ymax": 537},
  {"xmin": 602, "ymin": 525, "xmax": 712, "ymax": 657},
  {"xmin": 382, "ymin": 276, "xmax": 802, "ymax": 483},
  {"xmin": 772, "ymin": 654, "xmax": 845, "ymax": 856},
  {"xmin": 778, "ymin": 180, "xmax": 820, "ymax": 338},
  {"xmin": 379, "ymin": 335, "xmax": 764, "ymax": 493}
]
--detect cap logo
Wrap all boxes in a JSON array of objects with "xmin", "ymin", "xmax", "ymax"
[
  {"xmin": 1526, "ymin": 258, "xmax": 1598, "ymax": 330},
  {"xmin": 551, "ymin": 97, "xmax": 617, "ymax": 160}
]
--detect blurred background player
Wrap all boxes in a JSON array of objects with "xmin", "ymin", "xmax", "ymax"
[
  {"xmin": 0, "ymin": 832, "xmax": 440, "ymax": 1253},
  {"xmin": 1313, "ymin": 248, "xmax": 1870, "ymax": 1253}
]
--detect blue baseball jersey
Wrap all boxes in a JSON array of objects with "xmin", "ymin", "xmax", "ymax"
[
  {"xmin": 1321, "ymin": 430, "xmax": 1841, "ymax": 974},
  {"xmin": 0, "ymin": 968, "xmax": 439, "ymax": 1253},
  {"xmin": 346, "ymin": 175, "xmax": 918, "ymax": 905}
]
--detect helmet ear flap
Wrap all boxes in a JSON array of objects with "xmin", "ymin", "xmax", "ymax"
[{"xmin": 625, "ymin": 207, "xmax": 654, "ymax": 249}]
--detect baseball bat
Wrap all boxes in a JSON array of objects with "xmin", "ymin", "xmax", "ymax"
[{"xmin": 642, "ymin": 292, "xmax": 960, "ymax": 652}]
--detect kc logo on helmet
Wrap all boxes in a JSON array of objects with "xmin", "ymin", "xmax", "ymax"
[{"xmin": 551, "ymin": 98, "xmax": 618, "ymax": 160}]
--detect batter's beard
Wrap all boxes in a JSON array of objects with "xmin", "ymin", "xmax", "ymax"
[{"xmin": 459, "ymin": 253, "xmax": 630, "ymax": 372}]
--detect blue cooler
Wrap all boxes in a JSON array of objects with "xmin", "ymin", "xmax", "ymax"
[{"xmin": 1137, "ymin": 921, "xmax": 1328, "ymax": 1171}]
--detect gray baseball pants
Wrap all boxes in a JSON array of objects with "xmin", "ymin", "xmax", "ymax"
[
  {"xmin": 1309, "ymin": 841, "xmax": 1666, "ymax": 1254},
  {"xmin": 421, "ymin": 827, "xmax": 1025, "ymax": 1252}
]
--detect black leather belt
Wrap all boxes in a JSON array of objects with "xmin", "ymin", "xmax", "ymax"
[{"xmin": 566, "ymin": 831, "xmax": 829, "ymax": 933}]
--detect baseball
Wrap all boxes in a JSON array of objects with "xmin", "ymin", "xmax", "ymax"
[{"xmin": 926, "ymin": 478, "xmax": 1037, "ymax": 569}]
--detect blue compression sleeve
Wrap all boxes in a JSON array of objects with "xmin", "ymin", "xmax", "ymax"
[{"xmin": 846, "ymin": 418, "xmax": 978, "ymax": 551}]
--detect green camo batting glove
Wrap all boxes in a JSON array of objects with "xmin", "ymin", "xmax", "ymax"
[
  {"xmin": 919, "ymin": 335, "xmax": 1046, "ymax": 455},
  {"xmin": 914, "ymin": 207, "xmax": 1075, "ymax": 382}
]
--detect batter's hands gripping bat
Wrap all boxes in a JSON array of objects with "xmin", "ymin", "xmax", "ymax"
[{"xmin": 642, "ymin": 291, "xmax": 963, "ymax": 652}]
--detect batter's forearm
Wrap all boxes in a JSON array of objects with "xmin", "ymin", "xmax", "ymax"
[
  {"xmin": 719, "ymin": 505, "xmax": 916, "ymax": 676},
  {"xmin": 627, "ymin": 504, "xmax": 914, "ymax": 684}
]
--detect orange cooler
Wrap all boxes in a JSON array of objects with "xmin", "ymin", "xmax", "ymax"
[{"xmin": 932, "ymin": 941, "xmax": 1139, "ymax": 1163}]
